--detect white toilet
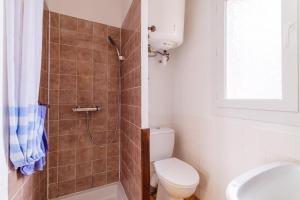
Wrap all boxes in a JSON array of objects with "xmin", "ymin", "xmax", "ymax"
[{"xmin": 150, "ymin": 128, "xmax": 200, "ymax": 200}]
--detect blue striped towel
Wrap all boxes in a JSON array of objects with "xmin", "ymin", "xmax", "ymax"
[{"xmin": 9, "ymin": 104, "xmax": 48, "ymax": 175}]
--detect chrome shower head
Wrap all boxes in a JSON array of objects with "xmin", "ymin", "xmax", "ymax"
[
  {"xmin": 107, "ymin": 36, "xmax": 116, "ymax": 46},
  {"xmin": 107, "ymin": 36, "xmax": 125, "ymax": 61}
]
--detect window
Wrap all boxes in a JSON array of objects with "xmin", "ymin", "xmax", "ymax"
[
  {"xmin": 226, "ymin": 0, "xmax": 282, "ymax": 100},
  {"xmin": 217, "ymin": 0, "xmax": 298, "ymax": 112}
]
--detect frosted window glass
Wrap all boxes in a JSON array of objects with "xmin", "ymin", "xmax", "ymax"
[{"xmin": 226, "ymin": 0, "xmax": 282, "ymax": 99}]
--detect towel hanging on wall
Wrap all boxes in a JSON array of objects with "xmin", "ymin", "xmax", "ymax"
[{"xmin": 5, "ymin": 0, "xmax": 46, "ymax": 174}]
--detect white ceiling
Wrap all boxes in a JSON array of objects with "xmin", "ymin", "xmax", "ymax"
[{"xmin": 45, "ymin": 0, "xmax": 133, "ymax": 27}]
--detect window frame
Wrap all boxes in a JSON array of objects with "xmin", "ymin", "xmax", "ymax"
[{"xmin": 216, "ymin": 0, "xmax": 299, "ymax": 113}]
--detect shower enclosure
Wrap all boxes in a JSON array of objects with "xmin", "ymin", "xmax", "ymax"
[
  {"xmin": 45, "ymin": 10, "xmax": 123, "ymax": 199},
  {"xmin": 7, "ymin": 0, "xmax": 150, "ymax": 200}
]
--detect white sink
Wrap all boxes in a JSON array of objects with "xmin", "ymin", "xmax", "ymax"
[{"xmin": 226, "ymin": 162, "xmax": 300, "ymax": 200}]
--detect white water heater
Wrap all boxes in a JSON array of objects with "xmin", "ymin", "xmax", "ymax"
[{"xmin": 148, "ymin": 0, "xmax": 185, "ymax": 51}]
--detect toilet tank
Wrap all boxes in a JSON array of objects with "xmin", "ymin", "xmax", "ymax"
[{"xmin": 150, "ymin": 128, "xmax": 175, "ymax": 162}]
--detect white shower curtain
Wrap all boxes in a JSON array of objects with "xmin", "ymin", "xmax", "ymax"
[{"xmin": 6, "ymin": 0, "xmax": 45, "ymax": 169}]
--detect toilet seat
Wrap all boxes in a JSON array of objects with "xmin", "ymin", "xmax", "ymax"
[{"xmin": 154, "ymin": 158, "xmax": 200, "ymax": 188}]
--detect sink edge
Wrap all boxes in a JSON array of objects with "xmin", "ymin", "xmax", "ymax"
[{"xmin": 226, "ymin": 162, "xmax": 296, "ymax": 200}]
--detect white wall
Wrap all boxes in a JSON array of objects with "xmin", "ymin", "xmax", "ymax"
[
  {"xmin": 141, "ymin": 0, "xmax": 149, "ymax": 128},
  {"xmin": 148, "ymin": 58, "xmax": 173, "ymax": 128},
  {"xmin": 149, "ymin": 0, "xmax": 300, "ymax": 199},
  {"xmin": 45, "ymin": 0, "xmax": 132, "ymax": 27}
]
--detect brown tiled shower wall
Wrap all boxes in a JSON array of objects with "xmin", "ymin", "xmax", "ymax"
[
  {"xmin": 8, "ymin": 2, "xmax": 143, "ymax": 200},
  {"xmin": 120, "ymin": 0, "xmax": 142, "ymax": 200},
  {"xmin": 47, "ymin": 12, "xmax": 121, "ymax": 198},
  {"xmin": 8, "ymin": 10, "xmax": 49, "ymax": 200}
]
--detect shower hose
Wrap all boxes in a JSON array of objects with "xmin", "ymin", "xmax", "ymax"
[
  {"xmin": 86, "ymin": 112, "xmax": 94, "ymax": 143},
  {"xmin": 85, "ymin": 110, "xmax": 120, "ymax": 144}
]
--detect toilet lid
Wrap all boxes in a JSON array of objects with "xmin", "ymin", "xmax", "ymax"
[{"xmin": 154, "ymin": 158, "xmax": 200, "ymax": 188}]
